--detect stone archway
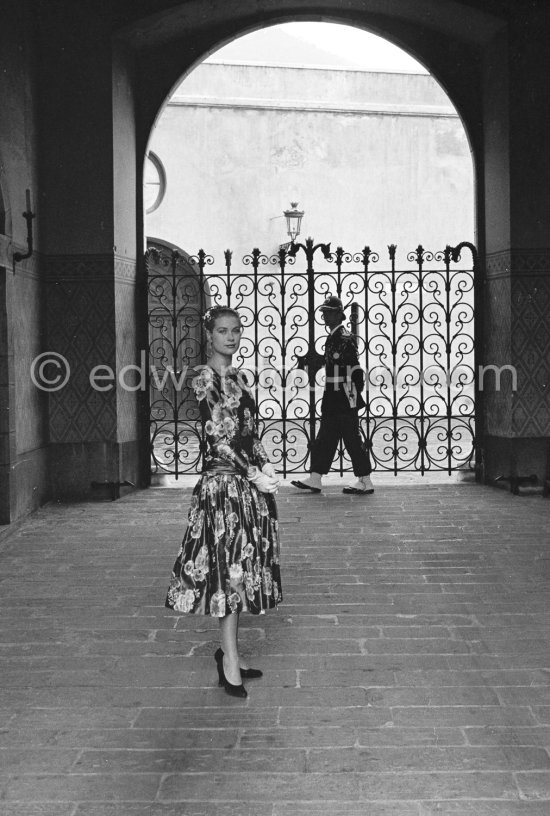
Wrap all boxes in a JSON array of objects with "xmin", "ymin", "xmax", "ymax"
[
  {"xmin": 135, "ymin": 8, "xmax": 483, "ymax": 479},
  {"xmin": 34, "ymin": 0, "xmax": 550, "ymax": 497},
  {"xmin": 119, "ymin": 2, "xmax": 550, "ymax": 488}
]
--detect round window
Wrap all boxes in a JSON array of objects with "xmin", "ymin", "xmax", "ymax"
[{"xmin": 144, "ymin": 152, "xmax": 166, "ymax": 214}]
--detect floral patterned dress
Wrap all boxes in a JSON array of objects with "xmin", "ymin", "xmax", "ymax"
[{"xmin": 165, "ymin": 365, "xmax": 282, "ymax": 617}]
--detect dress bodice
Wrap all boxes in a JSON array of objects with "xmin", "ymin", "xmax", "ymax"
[{"xmin": 192, "ymin": 365, "xmax": 268, "ymax": 474}]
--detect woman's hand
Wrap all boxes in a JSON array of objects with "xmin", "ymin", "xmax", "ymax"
[
  {"xmin": 262, "ymin": 462, "xmax": 277, "ymax": 479},
  {"xmin": 248, "ymin": 466, "xmax": 279, "ymax": 494},
  {"xmin": 262, "ymin": 463, "xmax": 281, "ymax": 491}
]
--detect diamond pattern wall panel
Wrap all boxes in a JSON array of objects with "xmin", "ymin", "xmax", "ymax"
[
  {"xmin": 486, "ymin": 248, "xmax": 550, "ymax": 438},
  {"xmin": 47, "ymin": 255, "xmax": 117, "ymax": 443},
  {"xmin": 512, "ymin": 269, "xmax": 550, "ymax": 436}
]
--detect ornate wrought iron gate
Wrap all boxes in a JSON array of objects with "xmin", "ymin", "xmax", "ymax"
[{"xmin": 146, "ymin": 238, "xmax": 479, "ymax": 478}]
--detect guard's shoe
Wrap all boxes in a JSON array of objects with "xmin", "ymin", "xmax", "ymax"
[
  {"xmin": 343, "ymin": 475, "xmax": 374, "ymax": 495},
  {"xmin": 291, "ymin": 474, "xmax": 322, "ymax": 493}
]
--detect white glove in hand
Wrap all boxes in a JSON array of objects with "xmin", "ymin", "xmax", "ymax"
[
  {"xmin": 262, "ymin": 462, "xmax": 276, "ymax": 479},
  {"xmin": 248, "ymin": 467, "xmax": 279, "ymax": 494},
  {"xmin": 262, "ymin": 462, "xmax": 281, "ymax": 490}
]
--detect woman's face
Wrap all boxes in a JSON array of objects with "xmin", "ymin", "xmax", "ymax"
[{"xmin": 208, "ymin": 314, "xmax": 243, "ymax": 357}]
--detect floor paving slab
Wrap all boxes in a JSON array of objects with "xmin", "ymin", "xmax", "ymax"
[
  {"xmin": 464, "ymin": 726, "xmax": 550, "ymax": 747},
  {"xmin": 0, "ymin": 806, "xmax": 77, "ymax": 816},
  {"xmin": 515, "ymin": 770, "xmax": 550, "ymax": 799},
  {"xmin": 272, "ymin": 806, "xmax": 420, "ymax": 816},
  {"xmin": 73, "ymin": 747, "xmax": 309, "ymax": 774},
  {"xmin": 0, "ymin": 747, "xmax": 80, "ymax": 773},
  {"xmin": 305, "ymin": 745, "xmax": 550, "ymax": 772},
  {"xmin": 533, "ymin": 707, "xmax": 550, "ymax": 723},
  {"xmin": 2, "ymin": 771, "xmax": 163, "ymax": 802},
  {"xmin": 0, "ymin": 478, "xmax": 549, "ymax": 812},
  {"xmin": 357, "ymin": 770, "xmax": 520, "ymax": 800},
  {"xmin": 418, "ymin": 804, "xmax": 550, "ymax": 816},
  {"xmin": 74, "ymin": 805, "xmax": 271, "ymax": 816}
]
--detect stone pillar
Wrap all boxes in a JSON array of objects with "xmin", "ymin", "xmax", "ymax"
[
  {"xmin": 482, "ymin": 11, "xmax": 550, "ymax": 484},
  {"xmin": 112, "ymin": 42, "xmax": 143, "ymax": 493},
  {"xmin": 38, "ymin": 4, "xmax": 142, "ymax": 499}
]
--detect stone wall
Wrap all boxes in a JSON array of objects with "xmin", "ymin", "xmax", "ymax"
[
  {"xmin": 0, "ymin": 1, "xmax": 48, "ymax": 523},
  {"xmin": 146, "ymin": 63, "xmax": 475, "ymax": 262}
]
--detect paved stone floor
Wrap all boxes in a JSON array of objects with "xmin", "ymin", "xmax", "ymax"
[{"xmin": 1, "ymin": 476, "xmax": 550, "ymax": 815}]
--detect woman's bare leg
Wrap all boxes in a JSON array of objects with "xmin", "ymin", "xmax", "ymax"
[
  {"xmin": 219, "ymin": 612, "xmax": 242, "ymax": 685},
  {"xmin": 235, "ymin": 612, "xmax": 250, "ymax": 670}
]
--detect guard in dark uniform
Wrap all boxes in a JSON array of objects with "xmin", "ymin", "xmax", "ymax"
[{"xmin": 291, "ymin": 296, "xmax": 374, "ymax": 495}]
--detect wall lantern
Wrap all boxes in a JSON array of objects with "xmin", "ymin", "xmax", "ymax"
[{"xmin": 284, "ymin": 202, "xmax": 304, "ymax": 243}]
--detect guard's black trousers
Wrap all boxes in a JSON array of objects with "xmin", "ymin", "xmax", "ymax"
[{"xmin": 310, "ymin": 408, "xmax": 372, "ymax": 477}]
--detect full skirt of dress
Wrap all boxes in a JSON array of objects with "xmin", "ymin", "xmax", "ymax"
[{"xmin": 165, "ymin": 472, "xmax": 282, "ymax": 616}]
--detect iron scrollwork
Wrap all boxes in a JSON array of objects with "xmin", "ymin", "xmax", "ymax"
[{"xmin": 146, "ymin": 239, "xmax": 477, "ymax": 478}]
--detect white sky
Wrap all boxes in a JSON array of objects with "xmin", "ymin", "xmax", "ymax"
[{"xmin": 207, "ymin": 22, "xmax": 428, "ymax": 74}]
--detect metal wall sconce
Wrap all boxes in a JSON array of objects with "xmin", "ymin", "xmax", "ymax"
[{"xmin": 13, "ymin": 188, "xmax": 35, "ymax": 267}]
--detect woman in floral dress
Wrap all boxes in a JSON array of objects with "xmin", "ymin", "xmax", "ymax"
[{"xmin": 165, "ymin": 305, "xmax": 282, "ymax": 698}]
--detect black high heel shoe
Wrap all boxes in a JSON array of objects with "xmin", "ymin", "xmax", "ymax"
[
  {"xmin": 214, "ymin": 648, "xmax": 247, "ymax": 698},
  {"xmin": 217, "ymin": 647, "xmax": 263, "ymax": 679}
]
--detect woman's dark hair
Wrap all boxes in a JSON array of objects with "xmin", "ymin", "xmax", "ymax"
[{"xmin": 203, "ymin": 305, "xmax": 242, "ymax": 332}]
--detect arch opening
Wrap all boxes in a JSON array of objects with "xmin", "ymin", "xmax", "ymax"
[
  {"xmin": 140, "ymin": 19, "xmax": 478, "ymax": 480},
  {"xmin": 145, "ymin": 21, "xmax": 475, "ymax": 258}
]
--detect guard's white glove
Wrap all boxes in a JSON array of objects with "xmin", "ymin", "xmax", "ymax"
[{"xmin": 248, "ymin": 466, "xmax": 279, "ymax": 494}]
